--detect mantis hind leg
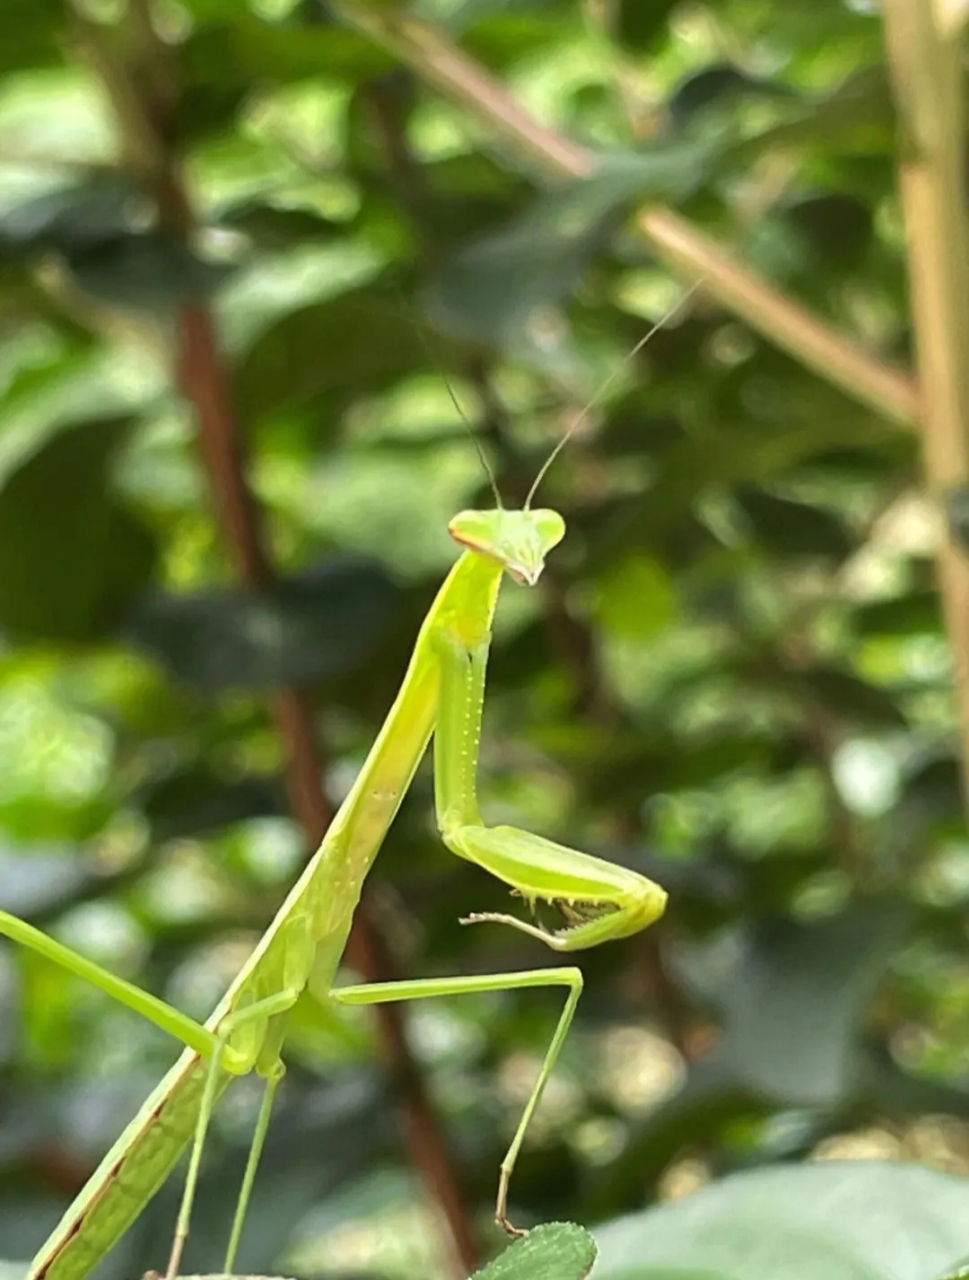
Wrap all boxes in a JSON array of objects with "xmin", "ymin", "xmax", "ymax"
[
  {"xmin": 222, "ymin": 1064, "xmax": 284, "ymax": 1273},
  {"xmin": 331, "ymin": 966, "xmax": 583, "ymax": 1236},
  {"xmin": 165, "ymin": 990, "xmax": 299, "ymax": 1280}
]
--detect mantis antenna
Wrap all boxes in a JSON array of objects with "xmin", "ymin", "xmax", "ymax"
[
  {"xmin": 439, "ymin": 360, "xmax": 504, "ymax": 510},
  {"xmin": 410, "ymin": 309, "xmax": 504, "ymax": 508},
  {"xmin": 523, "ymin": 282, "xmax": 702, "ymax": 511}
]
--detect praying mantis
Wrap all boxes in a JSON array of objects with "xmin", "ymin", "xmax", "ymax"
[{"xmin": 0, "ymin": 377, "xmax": 669, "ymax": 1280}]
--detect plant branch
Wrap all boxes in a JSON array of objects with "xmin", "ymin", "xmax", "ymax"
[
  {"xmin": 634, "ymin": 207, "xmax": 919, "ymax": 426},
  {"xmin": 882, "ymin": 0, "xmax": 969, "ymax": 804},
  {"xmin": 333, "ymin": 0, "xmax": 920, "ymax": 429}
]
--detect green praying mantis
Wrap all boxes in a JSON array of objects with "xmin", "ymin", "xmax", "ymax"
[{"xmin": 0, "ymin": 337, "xmax": 672, "ymax": 1280}]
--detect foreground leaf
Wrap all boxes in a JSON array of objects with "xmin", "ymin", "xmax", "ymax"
[
  {"xmin": 594, "ymin": 1162, "xmax": 969, "ymax": 1279},
  {"xmin": 472, "ymin": 1223, "xmax": 596, "ymax": 1280}
]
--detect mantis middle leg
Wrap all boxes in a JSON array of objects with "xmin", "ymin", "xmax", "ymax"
[{"xmin": 332, "ymin": 966, "xmax": 583, "ymax": 1236}]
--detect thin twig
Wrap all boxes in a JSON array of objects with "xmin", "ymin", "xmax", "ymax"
[
  {"xmin": 881, "ymin": 0, "xmax": 969, "ymax": 804},
  {"xmin": 332, "ymin": 0, "xmax": 920, "ymax": 429}
]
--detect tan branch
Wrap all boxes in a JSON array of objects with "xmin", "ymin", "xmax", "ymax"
[
  {"xmin": 636, "ymin": 207, "xmax": 919, "ymax": 425},
  {"xmin": 882, "ymin": 0, "xmax": 969, "ymax": 801},
  {"xmin": 334, "ymin": 0, "xmax": 920, "ymax": 429}
]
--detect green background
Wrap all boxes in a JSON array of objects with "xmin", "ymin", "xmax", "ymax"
[{"xmin": 0, "ymin": 2, "xmax": 967, "ymax": 1278}]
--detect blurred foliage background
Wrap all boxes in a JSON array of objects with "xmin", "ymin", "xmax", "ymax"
[{"xmin": 3, "ymin": 1, "xmax": 969, "ymax": 1278}]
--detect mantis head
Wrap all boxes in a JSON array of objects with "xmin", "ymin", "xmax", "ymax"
[{"xmin": 449, "ymin": 508, "xmax": 566, "ymax": 586}]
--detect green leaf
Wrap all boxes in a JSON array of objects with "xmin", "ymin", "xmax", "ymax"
[
  {"xmin": 142, "ymin": 767, "xmax": 284, "ymax": 839},
  {"xmin": 854, "ymin": 590, "xmax": 942, "ymax": 637},
  {"xmin": 783, "ymin": 193, "xmax": 873, "ymax": 272},
  {"xmin": 67, "ymin": 233, "xmax": 232, "ymax": 313},
  {"xmin": 181, "ymin": 13, "xmax": 389, "ymax": 87},
  {"xmin": 236, "ymin": 288, "xmax": 439, "ymax": 422},
  {"xmin": 615, "ymin": 0, "xmax": 679, "ymax": 52},
  {"xmin": 735, "ymin": 485, "xmax": 852, "ymax": 559},
  {"xmin": 692, "ymin": 906, "xmax": 909, "ymax": 1106},
  {"xmin": 471, "ymin": 1223, "xmax": 596, "ymax": 1280},
  {"xmin": 0, "ymin": 0, "xmax": 63, "ymax": 73},
  {"xmin": 594, "ymin": 1163, "xmax": 969, "ymax": 1279},
  {"xmin": 733, "ymin": 65, "xmax": 896, "ymax": 159},
  {"xmin": 0, "ymin": 175, "xmax": 136, "ymax": 255},
  {"xmin": 794, "ymin": 665, "xmax": 908, "ymax": 729},
  {"xmin": 669, "ymin": 63, "xmax": 798, "ymax": 127},
  {"xmin": 128, "ymin": 559, "xmax": 399, "ymax": 691},
  {"xmin": 0, "ymin": 794, "xmax": 113, "ymax": 843},
  {"xmin": 589, "ymin": 553, "xmax": 675, "ymax": 640},
  {"xmin": 426, "ymin": 152, "xmax": 707, "ymax": 354},
  {"xmin": 0, "ymin": 417, "xmax": 156, "ymax": 641},
  {"xmin": 176, "ymin": 14, "xmax": 390, "ymax": 137}
]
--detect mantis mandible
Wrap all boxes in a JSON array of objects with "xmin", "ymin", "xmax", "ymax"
[{"xmin": 0, "ymin": 376, "xmax": 670, "ymax": 1280}]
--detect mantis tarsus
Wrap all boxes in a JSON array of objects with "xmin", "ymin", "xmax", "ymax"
[{"xmin": 1, "ymin": 493, "xmax": 668, "ymax": 1280}]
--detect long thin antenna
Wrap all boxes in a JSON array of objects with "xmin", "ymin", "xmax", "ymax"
[
  {"xmin": 523, "ymin": 283, "xmax": 701, "ymax": 510},
  {"xmin": 438, "ymin": 356, "xmax": 504, "ymax": 509},
  {"xmin": 408, "ymin": 308, "xmax": 504, "ymax": 509}
]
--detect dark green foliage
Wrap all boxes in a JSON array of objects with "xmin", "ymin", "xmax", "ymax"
[
  {"xmin": 0, "ymin": 417, "xmax": 156, "ymax": 640},
  {"xmin": 128, "ymin": 560, "xmax": 399, "ymax": 691},
  {"xmin": 426, "ymin": 153, "xmax": 709, "ymax": 350}
]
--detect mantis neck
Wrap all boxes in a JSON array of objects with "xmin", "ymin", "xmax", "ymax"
[{"xmin": 304, "ymin": 549, "xmax": 504, "ymax": 990}]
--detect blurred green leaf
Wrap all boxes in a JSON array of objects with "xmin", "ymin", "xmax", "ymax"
[
  {"xmin": 180, "ymin": 14, "xmax": 390, "ymax": 94},
  {"xmin": 615, "ymin": 0, "xmax": 679, "ymax": 53},
  {"xmin": 736, "ymin": 66, "xmax": 896, "ymax": 158},
  {"xmin": 589, "ymin": 553, "xmax": 675, "ymax": 640},
  {"xmin": 0, "ymin": 0, "xmax": 63, "ymax": 73},
  {"xmin": 692, "ymin": 906, "xmax": 910, "ymax": 1106},
  {"xmin": 66, "ymin": 234, "xmax": 232, "ymax": 313},
  {"xmin": 128, "ymin": 559, "xmax": 399, "ymax": 691},
  {"xmin": 783, "ymin": 193, "xmax": 873, "ymax": 272},
  {"xmin": 0, "ymin": 417, "xmax": 156, "ymax": 640},
  {"xmin": 854, "ymin": 590, "xmax": 942, "ymax": 637},
  {"xmin": 472, "ymin": 1223, "xmax": 596, "ymax": 1280},
  {"xmin": 426, "ymin": 152, "xmax": 707, "ymax": 352},
  {"xmin": 236, "ymin": 287, "xmax": 439, "ymax": 421},
  {"xmin": 142, "ymin": 767, "xmax": 284, "ymax": 839},
  {"xmin": 594, "ymin": 1163, "xmax": 969, "ymax": 1279},
  {"xmin": 735, "ymin": 485, "xmax": 852, "ymax": 560},
  {"xmin": 0, "ymin": 176, "xmax": 138, "ymax": 256},
  {"xmin": 669, "ymin": 64, "xmax": 799, "ymax": 127},
  {"xmin": 0, "ymin": 795, "xmax": 113, "ymax": 843},
  {"xmin": 793, "ymin": 665, "xmax": 908, "ymax": 729}
]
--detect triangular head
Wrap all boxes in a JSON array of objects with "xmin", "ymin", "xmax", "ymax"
[{"xmin": 449, "ymin": 508, "xmax": 566, "ymax": 586}]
